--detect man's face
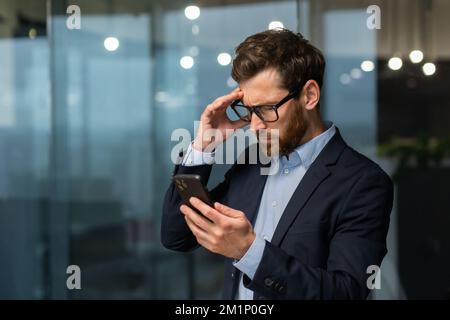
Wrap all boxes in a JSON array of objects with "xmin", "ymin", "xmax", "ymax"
[{"xmin": 239, "ymin": 68, "xmax": 307, "ymax": 156}]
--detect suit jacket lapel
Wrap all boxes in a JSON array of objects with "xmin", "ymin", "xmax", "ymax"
[
  {"xmin": 235, "ymin": 143, "xmax": 271, "ymax": 226},
  {"xmin": 270, "ymin": 164, "xmax": 330, "ymax": 246}
]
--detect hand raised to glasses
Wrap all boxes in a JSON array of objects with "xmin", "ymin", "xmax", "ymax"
[{"xmin": 193, "ymin": 88, "xmax": 248, "ymax": 152}]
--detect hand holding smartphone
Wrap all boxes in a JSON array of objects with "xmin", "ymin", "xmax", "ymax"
[{"xmin": 172, "ymin": 174, "xmax": 213, "ymax": 219}]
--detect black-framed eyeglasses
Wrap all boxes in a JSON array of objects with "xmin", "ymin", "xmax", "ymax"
[{"xmin": 229, "ymin": 88, "xmax": 300, "ymax": 123}]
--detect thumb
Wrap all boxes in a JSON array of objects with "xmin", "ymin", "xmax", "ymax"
[{"xmin": 214, "ymin": 202, "xmax": 241, "ymax": 218}]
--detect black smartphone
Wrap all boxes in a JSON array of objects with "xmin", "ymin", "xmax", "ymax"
[{"xmin": 172, "ymin": 174, "xmax": 214, "ymax": 217}]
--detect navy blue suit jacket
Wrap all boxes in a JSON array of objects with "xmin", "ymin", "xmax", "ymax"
[{"xmin": 161, "ymin": 128, "xmax": 393, "ymax": 299}]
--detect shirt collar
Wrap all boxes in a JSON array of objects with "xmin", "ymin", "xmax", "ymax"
[{"xmin": 278, "ymin": 121, "xmax": 336, "ymax": 171}]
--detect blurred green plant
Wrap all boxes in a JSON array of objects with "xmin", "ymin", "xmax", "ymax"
[{"xmin": 378, "ymin": 133, "xmax": 450, "ymax": 180}]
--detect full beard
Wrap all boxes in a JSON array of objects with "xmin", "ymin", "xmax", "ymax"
[{"xmin": 257, "ymin": 104, "xmax": 307, "ymax": 157}]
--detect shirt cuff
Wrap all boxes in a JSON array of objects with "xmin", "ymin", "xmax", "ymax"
[
  {"xmin": 181, "ymin": 142, "xmax": 215, "ymax": 166},
  {"xmin": 232, "ymin": 236, "xmax": 266, "ymax": 280}
]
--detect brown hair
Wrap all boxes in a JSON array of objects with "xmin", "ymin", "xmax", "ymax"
[{"xmin": 231, "ymin": 29, "xmax": 326, "ymax": 93}]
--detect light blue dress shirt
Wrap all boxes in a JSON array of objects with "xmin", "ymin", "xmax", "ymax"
[
  {"xmin": 233, "ymin": 122, "xmax": 336, "ymax": 299},
  {"xmin": 182, "ymin": 122, "xmax": 336, "ymax": 300}
]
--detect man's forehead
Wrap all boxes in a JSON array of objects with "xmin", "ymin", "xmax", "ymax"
[
  {"xmin": 240, "ymin": 86, "xmax": 288, "ymax": 106},
  {"xmin": 239, "ymin": 69, "xmax": 287, "ymax": 105},
  {"xmin": 240, "ymin": 69, "xmax": 281, "ymax": 88}
]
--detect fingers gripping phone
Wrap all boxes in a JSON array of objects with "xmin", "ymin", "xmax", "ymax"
[{"xmin": 172, "ymin": 174, "xmax": 214, "ymax": 218}]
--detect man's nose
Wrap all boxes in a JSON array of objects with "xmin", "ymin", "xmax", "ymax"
[{"xmin": 249, "ymin": 112, "xmax": 267, "ymax": 132}]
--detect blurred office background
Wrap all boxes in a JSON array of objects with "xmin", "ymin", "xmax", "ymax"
[{"xmin": 0, "ymin": 0, "xmax": 449, "ymax": 299}]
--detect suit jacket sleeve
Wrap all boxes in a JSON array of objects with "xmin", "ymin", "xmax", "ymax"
[
  {"xmin": 160, "ymin": 159, "xmax": 236, "ymax": 252},
  {"xmin": 242, "ymin": 169, "xmax": 394, "ymax": 299}
]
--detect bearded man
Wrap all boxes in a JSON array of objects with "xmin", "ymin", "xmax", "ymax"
[{"xmin": 161, "ymin": 29, "xmax": 393, "ymax": 300}]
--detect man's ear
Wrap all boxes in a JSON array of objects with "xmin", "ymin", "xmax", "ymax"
[{"xmin": 302, "ymin": 80, "xmax": 321, "ymax": 111}]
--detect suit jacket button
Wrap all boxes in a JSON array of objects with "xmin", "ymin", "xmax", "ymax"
[{"xmin": 264, "ymin": 277, "xmax": 274, "ymax": 287}]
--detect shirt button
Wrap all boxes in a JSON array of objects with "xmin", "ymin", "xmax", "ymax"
[
  {"xmin": 284, "ymin": 168, "xmax": 289, "ymax": 174},
  {"xmin": 263, "ymin": 235, "xmax": 269, "ymax": 241},
  {"xmin": 272, "ymin": 201, "xmax": 277, "ymax": 207}
]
